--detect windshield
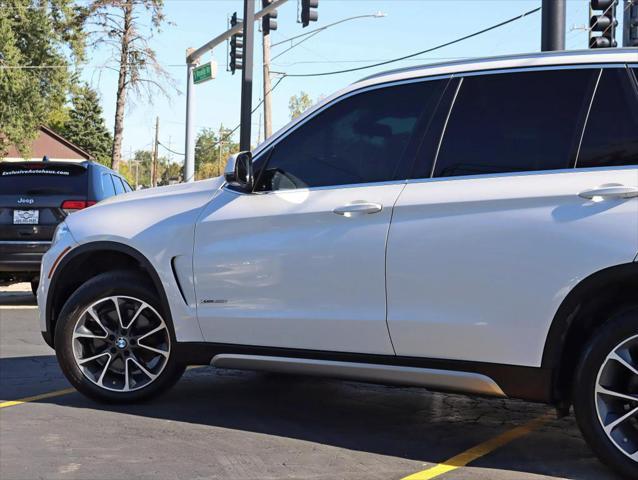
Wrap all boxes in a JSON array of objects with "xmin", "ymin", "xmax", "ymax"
[{"xmin": 0, "ymin": 163, "xmax": 88, "ymax": 195}]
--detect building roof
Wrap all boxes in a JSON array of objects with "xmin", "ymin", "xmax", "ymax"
[{"xmin": 3, "ymin": 126, "xmax": 93, "ymax": 161}]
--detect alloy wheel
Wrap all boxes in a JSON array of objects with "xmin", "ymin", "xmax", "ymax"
[
  {"xmin": 595, "ymin": 334, "xmax": 638, "ymax": 462},
  {"xmin": 72, "ymin": 296, "xmax": 171, "ymax": 392}
]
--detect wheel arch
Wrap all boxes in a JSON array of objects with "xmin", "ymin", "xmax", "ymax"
[
  {"xmin": 44, "ymin": 241, "xmax": 171, "ymax": 348},
  {"xmin": 542, "ymin": 262, "xmax": 638, "ymax": 403}
]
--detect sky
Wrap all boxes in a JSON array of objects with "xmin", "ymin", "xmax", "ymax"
[{"xmin": 79, "ymin": 0, "xmax": 599, "ymax": 165}]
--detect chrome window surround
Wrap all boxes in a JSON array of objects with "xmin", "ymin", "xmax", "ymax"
[
  {"xmin": 224, "ymin": 63, "xmax": 632, "ymax": 195},
  {"xmin": 574, "ymin": 69, "xmax": 603, "ymax": 167}
]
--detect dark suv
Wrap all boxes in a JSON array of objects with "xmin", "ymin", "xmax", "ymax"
[{"xmin": 0, "ymin": 160, "xmax": 132, "ymax": 293}]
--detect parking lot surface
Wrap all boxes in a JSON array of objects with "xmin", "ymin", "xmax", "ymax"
[{"xmin": 0, "ymin": 284, "xmax": 622, "ymax": 480}]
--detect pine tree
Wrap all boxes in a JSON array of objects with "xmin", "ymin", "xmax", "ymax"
[
  {"xmin": 56, "ymin": 85, "xmax": 113, "ymax": 166},
  {"xmin": 0, "ymin": 1, "xmax": 85, "ymax": 157}
]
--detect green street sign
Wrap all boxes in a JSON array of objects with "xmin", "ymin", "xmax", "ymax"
[{"xmin": 193, "ymin": 62, "xmax": 215, "ymax": 84}]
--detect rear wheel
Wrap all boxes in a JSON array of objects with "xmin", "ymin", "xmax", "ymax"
[
  {"xmin": 573, "ymin": 305, "xmax": 638, "ymax": 479},
  {"xmin": 54, "ymin": 271, "xmax": 185, "ymax": 403}
]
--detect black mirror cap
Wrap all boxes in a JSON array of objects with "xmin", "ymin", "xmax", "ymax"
[{"xmin": 224, "ymin": 151, "xmax": 254, "ymax": 192}]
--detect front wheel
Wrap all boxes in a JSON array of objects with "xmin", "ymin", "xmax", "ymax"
[
  {"xmin": 54, "ymin": 271, "xmax": 185, "ymax": 403},
  {"xmin": 573, "ymin": 305, "xmax": 638, "ymax": 479}
]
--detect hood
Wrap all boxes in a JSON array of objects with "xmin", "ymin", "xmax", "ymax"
[
  {"xmin": 64, "ymin": 176, "xmax": 226, "ymax": 242},
  {"xmin": 100, "ymin": 177, "xmax": 225, "ymax": 206}
]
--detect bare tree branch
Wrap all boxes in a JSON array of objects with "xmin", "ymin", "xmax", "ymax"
[{"xmin": 85, "ymin": 0, "xmax": 177, "ymax": 171}]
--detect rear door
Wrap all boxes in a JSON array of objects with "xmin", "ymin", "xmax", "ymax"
[
  {"xmin": 0, "ymin": 162, "xmax": 88, "ymax": 242},
  {"xmin": 386, "ymin": 66, "xmax": 638, "ymax": 368}
]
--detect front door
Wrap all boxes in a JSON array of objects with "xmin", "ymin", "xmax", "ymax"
[
  {"xmin": 193, "ymin": 183, "xmax": 402, "ymax": 354},
  {"xmin": 193, "ymin": 78, "xmax": 448, "ymax": 354}
]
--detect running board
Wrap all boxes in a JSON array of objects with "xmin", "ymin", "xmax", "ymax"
[{"xmin": 211, "ymin": 354, "xmax": 507, "ymax": 398}]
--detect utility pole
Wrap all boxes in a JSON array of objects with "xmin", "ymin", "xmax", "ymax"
[
  {"xmin": 218, "ymin": 131, "xmax": 223, "ymax": 177},
  {"xmin": 541, "ymin": 0, "xmax": 566, "ymax": 51},
  {"xmin": 152, "ymin": 116, "xmax": 159, "ymax": 188},
  {"xmin": 262, "ymin": 0, "xmax": 277, "ymax": 139},
  {"xmin": 262, "ymin": 32, "xmax": 273, "ymax": 139},
  {"xmin": 184, "ymin": 0, "xmax": 288, "ymax": 179},
  {"xmin": 184, "ymin": 48, "xmax": 196, "ymax": 183},
  {"xmin": 240, "ymin": 0, "xmax": 255, "ymax": 151}
]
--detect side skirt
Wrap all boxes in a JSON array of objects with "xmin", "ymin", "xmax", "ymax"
[
  {"xmin": 175, "ymin": 342, "xmax": 554, "ymax": 403},
  {"xmin": 212, "ymin": 354, "xmax": 506, "ymax": 397}
]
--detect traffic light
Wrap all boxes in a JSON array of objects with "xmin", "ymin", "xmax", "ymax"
[
  {"xmin": 300, "ymin": 0, "xmax": 318, "ymax": 28},
  {"xmin": 626, "ymin": 0, "xmax": 638, "ymax": 47},
  {"xmin": 589, "ymin": 0, "xmax": 618, "ymax": 48},
  {"xmin": 262, "ymin": 0, "xmax": 278, "ymax": 35},
  {"xmin": 229, "ymin": 12, "xmax": 244, "ymax": 74}
]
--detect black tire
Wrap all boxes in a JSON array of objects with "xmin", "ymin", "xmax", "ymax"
[
  {"xmin": 54, "ymin": 270, "xmax": 185, "ymax": 403},
  {"xmin": 573, "ymin": 305, "xmax": 638, "ymax": 479}
]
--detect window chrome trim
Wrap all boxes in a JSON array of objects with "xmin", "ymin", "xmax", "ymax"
[
  {"xmin": 429, "ymin": 77, "xmax": 463, "ymax": 179},
  {"xmin": 413, "ymin": 65, "xmax": 619, "ymax": 182},
  {"xmin": 223, "ymin": 179, "xmax": 408, "ymax": 196},
  {"xmin": 574, "ymin": 69, "xmax": 603, "ymax": 168},
  {"xmin": 246, "ymin": 63, "xmax": 629, "ymax": 192},
  {"xmin": 254, "ymin": 73, "xmax": 455, "ymax": 160},
  {"xmin": 450, "ymin": 62, "xmax": 626, "ymax": 79},
  {"xmin": 255, "ymin": 64, "xmax": 625, "ymax": 165}
]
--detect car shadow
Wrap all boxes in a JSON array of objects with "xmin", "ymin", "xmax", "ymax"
[
  {"xmin": 0, "ymin": 284, "xmax": 36, "ymax": 306},
  {"xmin": 0, "ymin": 355, "xmax": 620, "ymax": 480}
]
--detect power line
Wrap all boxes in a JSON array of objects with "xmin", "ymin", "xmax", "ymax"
[
  {"xmin": 158, "ymin": 141, "xmax": 184, "ymax": 156},
  {"xmin": 273, "ymin": 56, "xmax": 472, "ymax": 66},
  {"xmin": 279, "ymin": 6, "xmax": 542, "ymax": 78}
]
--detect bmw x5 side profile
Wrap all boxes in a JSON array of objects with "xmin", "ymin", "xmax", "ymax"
[{"xmin": 39, "ymin": 49, "xmax": 638, "ymax": 478}]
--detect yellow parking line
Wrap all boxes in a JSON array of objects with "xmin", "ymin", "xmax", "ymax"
[
  {"xmin": 0, "ymin": 387, "xmax": 76, "ymax": 409},
  {"xmin": 0, "ymin": 367, "xmax": 206, "ymax": 409},
  {"xmin": 401, "ymin": 411, "xmax": 554, "ymax": 480}
]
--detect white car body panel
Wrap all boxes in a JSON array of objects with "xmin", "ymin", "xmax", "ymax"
[
  {"xmin": 193, "ymin": 183, "xmax": 403, "ymax": 354},
  {"xmin": 41, "ymin": 178, "xmax": 225, "ymax": 342},
  {"xmin": 387, "ymin": 167, "xmax": 638, "ymax": 367},
  {"xmin": 39, "ymin": 49, "xmax": 638, "ymax": 370},
  {"xmin": 38, "ymin": 228, "xmax": 78, "ymax": 332}
]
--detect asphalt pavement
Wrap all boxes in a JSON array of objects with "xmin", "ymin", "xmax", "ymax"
[{"xmin": 0, "ymin": 284, "xmax": 622, "ymax": 480}]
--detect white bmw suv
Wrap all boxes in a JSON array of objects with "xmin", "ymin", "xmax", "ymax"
[{"xmin": 39, "ymin": 49, "xmax": 638, "ymax": 477}]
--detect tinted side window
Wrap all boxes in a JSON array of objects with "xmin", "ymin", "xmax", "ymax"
[
  {"xmin": 433, "ymin": 69, "xmax": 597, "ymax": 178},
  {"xmin": 101, "ymin": 173, "xmax": 116, "ymax": 197},
  {"xmin": 577, "ymin": 69, "xmax": 638, "ymax": 168},
  {"xmin": 122, "ymin": 179, "xmax": 133, "ymax": 192},
  {"xmin": 112, "ymin": 175, "xmax": 125, "ymax": 194},
  {"xmin": 255, "ymin": 80, "xmax": 446, "ymax": 191}
]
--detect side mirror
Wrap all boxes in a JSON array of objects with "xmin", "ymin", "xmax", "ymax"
[{"xmin": 224, "ymin": 151, "xmax": 253, "ymax": 192}]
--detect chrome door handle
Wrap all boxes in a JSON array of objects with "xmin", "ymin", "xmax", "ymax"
[
  {"xmin": 578, "ymin": 185, "xmax": 638, "ymax": 200},
  {"xmin": 333, "ymin": 202, "xmax": 382, "ymax": 217}
]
